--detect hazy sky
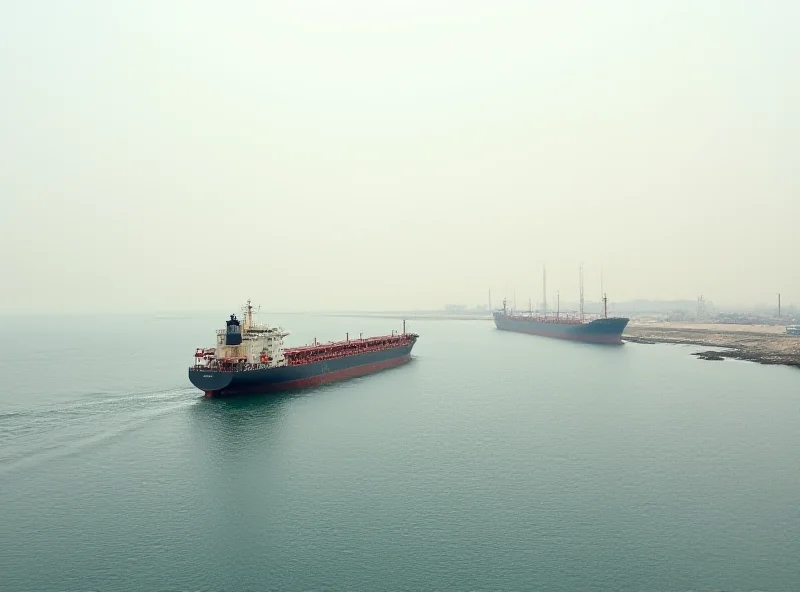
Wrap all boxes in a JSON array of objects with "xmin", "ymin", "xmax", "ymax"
[{"xmin": 1, "ymin": 1, "xmax": 797, "ymax": 313}]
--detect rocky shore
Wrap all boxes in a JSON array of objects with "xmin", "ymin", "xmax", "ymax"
[{"xmin": 624, "ymin": 323, "xmax": 800, "ymax": 369}]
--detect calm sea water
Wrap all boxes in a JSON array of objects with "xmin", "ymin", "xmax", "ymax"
[{"xmin": 1, "ymin": 313, "xmax": 799, "ymax": 592}]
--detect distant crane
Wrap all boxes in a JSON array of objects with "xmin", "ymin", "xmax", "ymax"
[{"xmin": 697, "ymin": 295, "xmax": 706, "ymax": 319}]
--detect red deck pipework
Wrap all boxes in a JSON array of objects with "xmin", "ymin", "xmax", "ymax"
[{"xmin": 284, "ymin": 334, "xmax": 414, "ymax": 366}]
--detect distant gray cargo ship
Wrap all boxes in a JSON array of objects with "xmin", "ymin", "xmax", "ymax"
[{"xmin": 493, "ymin": 297, "xmax": 629, "ymax": 344}]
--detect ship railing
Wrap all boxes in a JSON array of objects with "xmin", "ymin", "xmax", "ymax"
[
  {"xmin": 506, "ymin": 311, "xmax": 617, "ymax": 323},
  {"xmin": 284, "ymin": 334, "xmax": 414, "ymax": 354},
  {"xmin": 191, "ymin": 334, "xmax": 415, "ymax": 371},
  {"xmin": 505, "ymin": 314, "xmax": 585, "ymax": 325},
  {"xmin": 189, "ymin": 362, "xmax": 278, "ymax": 373},
  {"xmin": 284, "ymin": 346, "xmax": 408, "ymax": 358}
]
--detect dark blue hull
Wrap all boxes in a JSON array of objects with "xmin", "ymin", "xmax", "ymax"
[
  {"xmin": 494, "ymin": 313, "xmax": 628, "ymax": 344},
  {"xmin": 188, "ymin": 340, "xmax": 416, "ymax": 397}
]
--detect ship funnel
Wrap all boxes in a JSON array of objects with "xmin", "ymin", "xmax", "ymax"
[{"xmin": 225, "ymin": 314, "xmax": 242, "ymax": 345}]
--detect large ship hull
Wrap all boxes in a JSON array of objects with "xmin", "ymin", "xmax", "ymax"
[
  {"xmin": 493, "ymin": 313, "xmax": 628, "ymax": 344},
  {"xmin": 189, "ymin": 341, "xmax": 416, "ymax": 398}
]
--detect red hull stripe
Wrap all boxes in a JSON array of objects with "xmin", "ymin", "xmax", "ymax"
[{"xmin": 207, "ymin": 354, "xmax": 411, "ymax": 398}]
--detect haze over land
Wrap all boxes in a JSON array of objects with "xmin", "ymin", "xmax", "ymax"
[{"xmin": 1, "ymin": 1, "xmax": 797, "ymax": 314}]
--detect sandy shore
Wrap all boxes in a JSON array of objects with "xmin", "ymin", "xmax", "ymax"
[{"xmin": 624, "ymin": 322, "xmax": 800, "ymax": 369}]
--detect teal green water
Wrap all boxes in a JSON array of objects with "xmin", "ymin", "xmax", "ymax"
[{"xmin": 1, "ymin": 314, "xmax": 799, "ymax": 591}]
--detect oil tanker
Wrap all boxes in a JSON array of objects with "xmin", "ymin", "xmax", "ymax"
[
  {"xmin": 493, "ymin": 297, "xmax": 629, "ymax": 344},
  {"xmin": 189, "ymin": 301, "xmax": 418, "ymax": 398}
]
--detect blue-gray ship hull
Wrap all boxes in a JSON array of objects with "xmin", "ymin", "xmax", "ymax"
[{"xmin": 493, "ymin": 314, "xmax": 628, "ymax": 344}]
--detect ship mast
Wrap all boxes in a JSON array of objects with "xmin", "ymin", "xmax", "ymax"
[
  {"xmin": 242, "ymin": 299, "xmax": 259, "ymax": 331},
  {"xmin": 557, "ymin": 290, "xmax": 560, "ymax": 319},
  {"xmin": 542, "ymin": 265, "xmax": 547, "ymax": 315},
  {"xmin": 603, "ymin": 293, "xmax": 608, "ymax": 319},
  {"xmin": 600, "ymin": 268, "xmax": 604, "ymax": 306},
  {"xmin": 579, "ymin": 263, "xmax": 585, "ymax": 323}
]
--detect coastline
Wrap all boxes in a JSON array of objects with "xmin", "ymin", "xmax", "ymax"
[
  {"xmin": 623, "ymin": 323, "xmax": 800, "ymax": 369},
  {"xmin": 314, "ymin": 313, "xmax": 800, "ymax": 369}
]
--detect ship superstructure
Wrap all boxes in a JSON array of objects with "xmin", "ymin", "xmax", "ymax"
[
  {"xmin": 194, "ymin": 301, "xmax": 288, "ymax": 372},
  {"xmin": 189, "ymin": 301, "xmax": 418, "ymax": 397}
]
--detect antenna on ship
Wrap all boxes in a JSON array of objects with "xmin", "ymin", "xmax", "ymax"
[
  {"xmin": 557, "ymin": 290, "xmax": 560, "ymax": 319},
  {"xmin": 242, "ymin": 299, "xmax": 261, "ymax": 331},
  {"xmin": 242, "ymin": 299, "xmax": 251, "ymax": 331},
  {"xmin": 600, "ymin": 268, "xmax": 604, "ymax": 305},
  {"xmin": 579, "ymin": 263, "xmax": 585, "ymax": 323},
  {"xmin": 542, "ymin": 265, "xmax": 547, "ymax": 315}
]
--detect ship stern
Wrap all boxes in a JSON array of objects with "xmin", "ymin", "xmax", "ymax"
[{"xmin": 188, "ymin": 368, "xmax": 234, "ymax": 397}]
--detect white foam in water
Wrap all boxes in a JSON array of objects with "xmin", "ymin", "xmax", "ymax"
[{"xmin": 0, "ymin": 387, "xmax": 197, "ymax": 475}]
